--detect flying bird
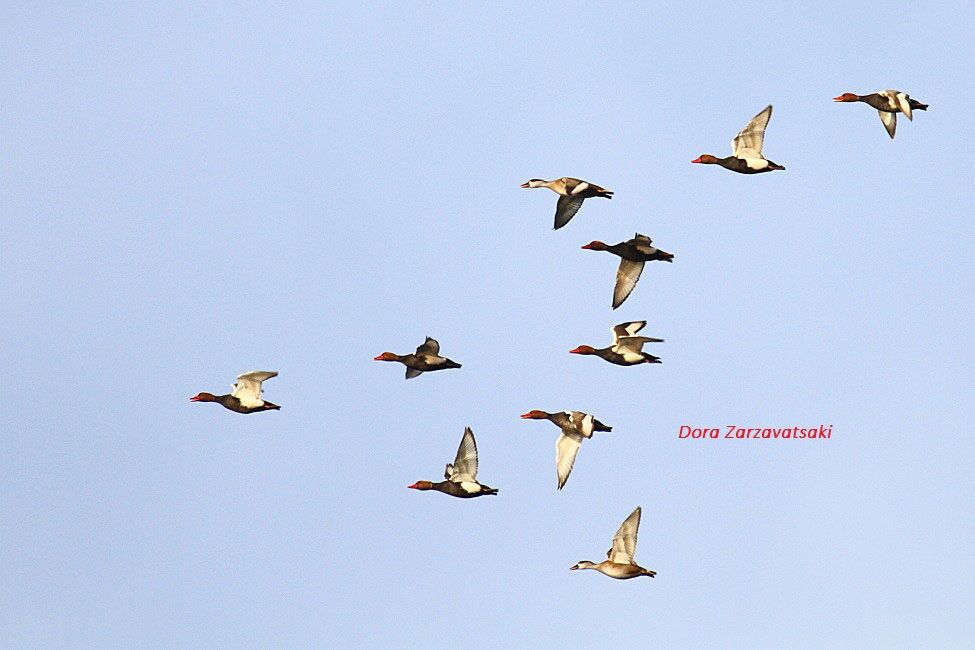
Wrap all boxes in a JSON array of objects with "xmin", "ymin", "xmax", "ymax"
[
  {"xmin": 833, "ymin": 90, "xmax": 928, "ymax": 138},
  {"xmin": 374, "ymin": 337, "xmax": 461, "ymax": 379},
  {"xmin": 691, "ymin": 105, "xmax": 785, "ymax": 174},
  {"xmin": 190, "ymin": 370, "xmax": 280, "ymax": 414},
  {"xmin": 520, "ymin": 177, "xmax": 613, "ymax": 229},
  {"xmin": 581, "ymin": 233, "xmax": 673, "ymax": 309},
  {"xmin": 570, "ymin": 321, "xmax": 663, "ymax": 366},
  {"xmin": 570, "ymin": 506, "xmax": 657, "ymax": 579},
  {"xmin": 408, "ymin": 427, "xmax": 498, "ymax": 498},
  {"xmin": 520, "ymin": 410, "xmax": 612, "ymax": 489}
]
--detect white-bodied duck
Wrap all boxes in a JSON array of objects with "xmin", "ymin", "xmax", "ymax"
[
  {"xmin": 520, "ymin": 177, "xmax": 613, "ymax": 229},
  {"xmin": 571, "ymin": 506, "xmax": 656, "ymax": 579}
]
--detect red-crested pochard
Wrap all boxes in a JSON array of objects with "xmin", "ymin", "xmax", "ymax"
[
  {"xmin": 521, "ymin": 177, "xmax": 613, "ymax": 229},
  {"xmin": 833, "ymin": 90, "xmax": 928, "ymax": 138},
  {"xmin": 692, "ymin": 105, "xmax": 785, "ymax": 174},
  {"xmin": 570, "ymin": 321, "xmax": 663, "ymax": 366},
  {"xmin": 190, "ymin": 370, "xmax": 280, "ymax": 414},
  {"xmin": 581, "ymin": 233, "xmax": 674, "ymax": 309},
  {"xmin": 521, "ymin": 410, "xmax": 613, "ymax": 489},
  {"xmin": 374, "ymin": 337, "xmax": 461, "ymax": 379},
  {"xmin": 571, "ymin": 506, "xmax": 656, "ymax": 579},
  {"xmin": 408, "ymin": 427, "xmax": 498, "ymax": 498}
]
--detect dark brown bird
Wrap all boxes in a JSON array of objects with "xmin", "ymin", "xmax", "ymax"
[
  {"xmin": 374, "ymin": 337, "xmax": 461, "ymax": 379},
  {"xmin": 582, "ymin": 234, "xmax": 673, "ymax": 309},
  {"xmin": 570, "ymin": 321, "xmax": 663, "ymax": 366},
  {"xmin": 408, "ymin": 427, "xmax": 498, "ymax": 498},
  {"xmin": 190, "ymin": 370, "xmax": 280, "ymax": 414},
  {"xmin": 691, "ymin": 105, "xmax": 785, "ymax": 174},
  {"xmin": 833, "ymin": 90, "xmax": 928, "ymax": 138},
  {"xmin": 520, "ymin": 410, "xmax": 612, "ymax": 489}
]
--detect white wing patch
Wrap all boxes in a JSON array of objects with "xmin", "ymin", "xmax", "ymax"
[
  {"xmin": 878, "ymin": 110, "xmax": 897, "ymax": 138},
  {"xmin": 570, "ymin": 181, "xmax": 590, "ymax": 195},
  {"xmin": 231, "ymin": 370, "xmax": 277, "ymax": 407}
]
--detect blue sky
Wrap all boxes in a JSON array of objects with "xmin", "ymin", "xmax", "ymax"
[{"xmin": 2, "ymin": 2, "xmax": 973, "ymax": 647}]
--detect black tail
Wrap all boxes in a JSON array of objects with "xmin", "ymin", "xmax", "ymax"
[
  {"xmin": 593, "ymin": 419, "xmax": 612, "ymax": 433},
  {"xmin": 599, "ymin": 191, "xmax": 614, "ymax": 199},
  {"xmin": 444, "ymin": 360, "xmax": 462, "ymax": 369},
  {"xmin": 643, "ymin": 354, "xmax": 662, "ymax": 364},
  {"xmin": 911, "ymin": 100, "xmax": 929, "ymax": 111}
]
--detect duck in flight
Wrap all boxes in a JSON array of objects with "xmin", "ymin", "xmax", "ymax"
[
  {"xmin": 374, "ymin": 337, "xmax": 461, "ymax": 379},
  {"xmin": 408, "ymin": 427, "xmax": 498, "ymax": 498},
  {"xmin": 691, "ymin": 105, "xmax": 785, "ymax": 174},
  {"xmin": 570, "ymin": 321, "xmax": 663, "ymax": 366},
  {"xmin": 190, "ymin": 370, "xmax": 280, "ymax": 414},
  {"xmin": 520, "ymin": 177, "xmax": 613, "ymax": 229},
  {"xmin": 571, "ymin": 506, "xmax": 656, "ymax": 579},
  {"xmin": 581, "ymin": 233, "xmax": 673, "ymax": 309},
  {"xmin": 833, "ymin": 90, "xmax": 928, "ymax": 138},
  {"xmin": 520, "ymin": 410, "xmax": 612, "ymax": 490}
]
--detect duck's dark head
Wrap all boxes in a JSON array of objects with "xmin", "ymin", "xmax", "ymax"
[
  {"xmin": 580, "ymin": 241, "xmax": 608, "ymax": 251},
  {"xmin": 569, "ymin": 345, "xmax": 597, "ymax": 355},
  {"xmin": 190, "ymin": 392, "xmax": 216, "ymax": 402},
  {"xmin": 833, "ymin": 93, "xmax": 860, "ymax": 102},
  {"xmin": 570, "ymin": 561, "xmax": 596, "ymax": 571},
  {"xmin": 520, "ymin": 410, "xmax": 549, "ymax": 420},
  {"xmin": 407, "ymin": 481, "xmax": 434, "ymax": 491},
  {"xmin": 520, "ymin": 179, "xmax": 547, "ymax": 188},
  {"xmin": 373, "ymin": 352, "xmax": 399, "ymax": 362},
  {"xmin": 691, "ymin": 154, "xmax": 719, "ymax": 164}
]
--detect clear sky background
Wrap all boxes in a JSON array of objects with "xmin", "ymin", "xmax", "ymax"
[{"xmin": 2, "ymin": 2, "xmax": 973, "ymax": 647}]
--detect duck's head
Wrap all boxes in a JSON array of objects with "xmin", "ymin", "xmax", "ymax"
[
  {"xmin": 520, "ymin": 410, "xmax": 549, "ymax": 420},
  {"xmin": 190, "ymin": 392, "xmax": 216, "ymax": 402},
  {"xmin": 407, "ymin": 481, "xmax": 434, "ymax": 491},
  {"xmin": 373, "ymin": 352, "xmax": 398, "ymax": 362},
  {"xmin": 569, "ymin": 345, "xmax": 597, "ymax": 355},
  {"xmin": 691, "ymin": 154, "xmax": 719, "ymax": 164},
  {"xmin": 520, "ymin": 179, "xmax": 548, "ymax": 188},
  {"xmin": 833, "ymin": 93, "xmax": 860, "ymax": 102},
  {"xmin": 580, "ymin": 241, "xmax": 608, "ymax": 251},
  {"xmin": 570, "ymin": 561, "xmax": 597, "ymax": 571}
]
